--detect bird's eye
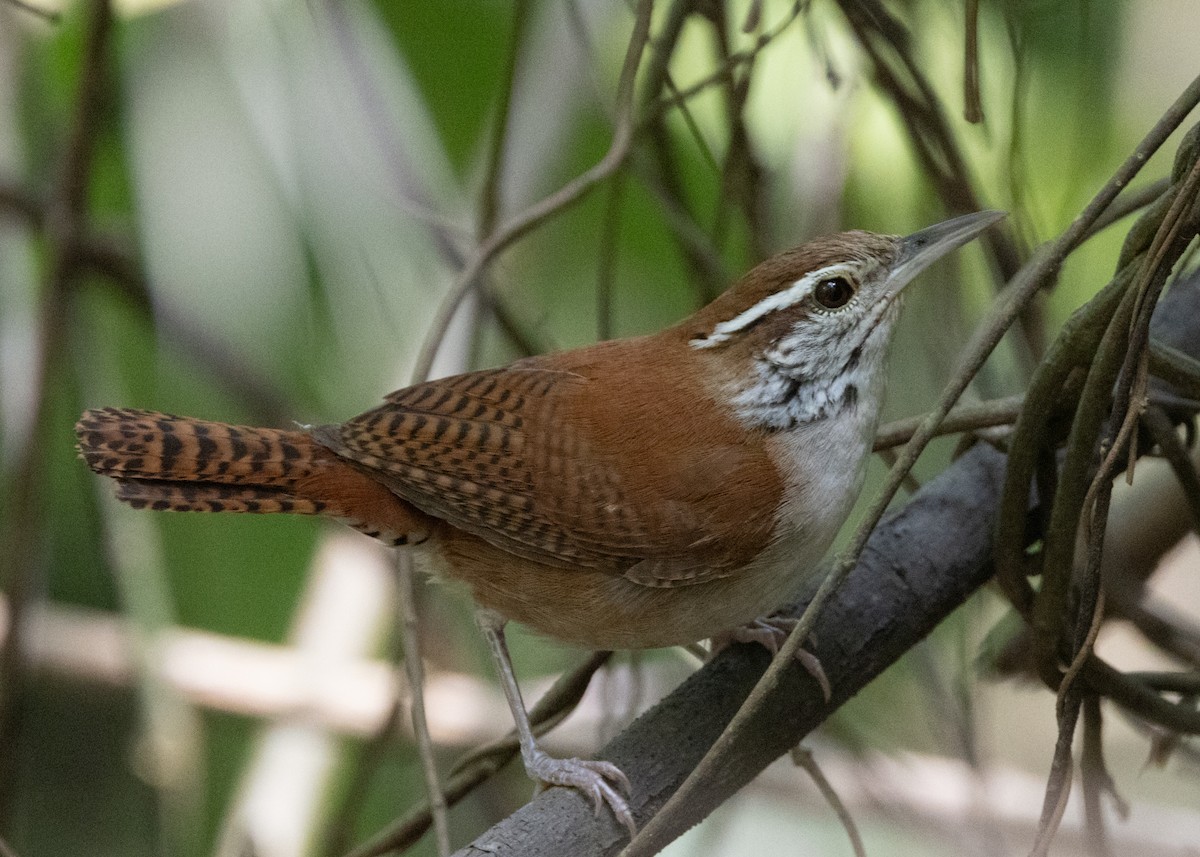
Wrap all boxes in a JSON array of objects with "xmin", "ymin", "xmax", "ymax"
[{"xmin": 813, "ymin": 276, "xmax": 855, "ymax": 309}]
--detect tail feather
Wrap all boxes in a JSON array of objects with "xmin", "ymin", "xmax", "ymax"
[
  {"xmin": 75, "ymin": 406, "xmax": 435, "ymax": 546},
  {"xmin": 114, "ymin": 479, "xmax": 326, "ymax": 516},
  {"xmin": 76, "ymin": 407, "xmax": 318, "ymax": 485}
]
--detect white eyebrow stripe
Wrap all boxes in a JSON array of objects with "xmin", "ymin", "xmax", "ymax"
[{"xmin": 691, "ymin": 264, "xmax": 853, "ymax": 349}]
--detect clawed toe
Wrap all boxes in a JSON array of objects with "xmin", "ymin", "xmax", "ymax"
[
  {"xmin": 793, "ymin": 647, "xmax": 832, "ymax": 702},
  {"xmin": 716, "ymin": 616, "xmax": 832, "ymax": 702},
  {"xmin": 526, "ymin": 751, "xmax": 636, "ymax": 837}
]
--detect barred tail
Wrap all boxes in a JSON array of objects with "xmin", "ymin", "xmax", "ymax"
[
  {"xmin": 76, "ymin": 407, "xmax": 321, "ymax": 487},
  {"xmin": 74, "ymin": 407, "xmax": 433, "ymax": 545},
  {"xmin": 75, "ymin": 407, "xmax": 333, "ymax": 516},
  {"xmin": 110, "ymin": 479, "xmax": 326, "ymax": 516}
]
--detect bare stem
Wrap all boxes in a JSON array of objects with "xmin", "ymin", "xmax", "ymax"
[
  {"xmin": 0, "ymin": 0, "xmax": 114, "ymax": 820},
  {"xmin": 873, "ymin": 394, "xmax": 1025, "ymax": 450},
  {"xmin": 346, "ymin": 652, "xmax": 611, "ymax": 857},
  {"xmin": 410, "ymin": 0, "xmax": 656, "ymax": 385},
  {"xmin": 791, "ymin": 747, "xmax": 867, "ymax": 857},
  {"xmin": 395, "ymin": 559, "xmax": 450, "ymax": 855}
]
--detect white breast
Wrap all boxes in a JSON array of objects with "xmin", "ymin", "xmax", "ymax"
[
  {"xmin": 771, "ymin": 406, "xmax": 875, "ymax": 537},
  {"xmin": 753, "ymin": 397, "xmax": 881, "ymax": 601}
]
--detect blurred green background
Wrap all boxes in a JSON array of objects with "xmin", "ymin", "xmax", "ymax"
[{"xmin": 1, "ymin": 1, "xmax": 1197, "ymax": 855}]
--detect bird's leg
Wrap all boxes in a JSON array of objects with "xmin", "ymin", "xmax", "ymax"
[
  {"xmin": 474, "ymin": 608, "xmax": 636, "ymax": 837},
  {"xmin": 711, "ymin": 615, "xmax": 832, "ymax": 702}
]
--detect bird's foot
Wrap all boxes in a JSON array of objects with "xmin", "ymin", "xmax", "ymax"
[
  {"xmin": 524, "ymin": 746, "xmax": 636, "ymax": 838},
  {"xmin": 713, "ymin": 616, "xmax": 832, "ymax": 702}
]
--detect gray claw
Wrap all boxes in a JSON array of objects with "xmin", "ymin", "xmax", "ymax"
[
  {"xmin": 718, "ymin": 615, "xmax": 833, "ymax": 701},
  {"xmin": 525, "ymin": 750, "xmax": 636, "ymax": 838}
]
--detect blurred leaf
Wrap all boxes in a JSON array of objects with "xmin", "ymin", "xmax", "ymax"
[{"xmin": 372, "ymin": 0, "xmax": 516, "ymax": 174}]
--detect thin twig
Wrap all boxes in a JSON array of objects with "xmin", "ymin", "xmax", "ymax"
[
  {"xmin": 1141, "ymin": 406, "xmax": 1200, "ymax": 534},
  {"xmin": 837, "ymin": 0, "xmax": 1021, "ymax": 283},
  {"xmin": 383, "ymin": 8, "xmax": 536, "ymax": 850},
  {"xmin": 643, "ymin": 3, "xmax": 805, "ymax": 127},
  {"xmin": 1125, "ymin": 671, "xmax": 1200, "ymax": 694},
  {"xmin": 873, "ymin": 394, "xmax": 1025, "ymax": 450},
  {"xmin": 790, "ymin": 747, "xmax": 867, "ymax": 857},
  {"xmin": 477, "ymin": 0, "xmax": 529, "ymax": 240},
  {"xmin": 632, "ymin": 158, "xmax": 732, "ymax": 302},
  {"xmin": 322, "ymin": 0, "xmax": 546, "ymax": 367},
  {"xmin": 1115, "ymin": 594, "xmax": 1200, "ymax": 668},
  {"xmin": 963, "ymin": 0, "xmax": 983, "ymax": 124},
  {"xmin": 1029, "ymin": 137, "xmax": 1200, "ymax": 855},
  {"xmin": 321, "ymin": 696, "xmax": 402, "ymax": 857},
  {"xmin": 1031, "ymin": 589, "xmax": 1107, "ymax": 856},
  {"xmin": 835, "ymin": 0, "xmax": 1036, "ymax": 364},
  {"xmin": 1028, "ymin": 750, "xmax": 1072, "ymax": 857},
  {"xmin": 0, "ymin": 185, "xmax": 296, "ymax": 424},
  {"xmin": 0, "ymin": 0, "xmax": 114, "ymax": 819},
  {"xmin": 562, "ymin": 0, "xmax": 731, "ymax": 302},
  {"xmin": 1082, "ymin": 656, "xmax": 1200, "ymax": 734},
  {"xmin": 1087, "ymin": 179, "xmax": 1171, "ymax": 239},
  {"xmin": 465, "ymin": 444, "xmax": 1013, "ymax": 855},
  {"xmin": 396, "ymin": 559, "xmax": 450, "ymax": 856},
  {"xmin": 346, "ymin": 652, "xmax": 612, "ymax": 857},
  {"xmin": 639, "ymin": 0, "xmax": 728, "ymax": 298},
  {"xmin": 1003, "ymin": 16, "xmax": 1032, "ymax": 251},
  {"xmin": 410, "ymin": 0, "xmax": 655, "ymax": 385},
  {"xmin": 874, "ymin": 447, "xmax": 921, "ymax": 495},
  {"xmin": 994, "ymin": 270, "xmax": 1130, "ymax": 615},
  {"xmin": 1080, "ymin": 696, "xmax": 1120, "ymax": 857},
  {"xmin": 346, "ymin": 756, "xmax": 510, "ymax": 857},
  {"xmin": 1149, "ymin": 340, "xmax": 1200, "ymax": 399},
  {"xmin": 480, "ymin": 292, "xmax": 555, "ymax": 357},
  {"xmin": 707, "ymin": 3, "xmax": 768, "ymax": 260}
]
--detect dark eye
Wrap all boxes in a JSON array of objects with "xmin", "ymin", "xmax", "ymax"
[{"xmin": 813, "ymin": 276, "xmax": 855, "ymax": 309}]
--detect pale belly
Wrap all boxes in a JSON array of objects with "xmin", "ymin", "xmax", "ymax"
[{"xmin": 425, "ymin": 530, "xmax": 827, "ymax": 650}]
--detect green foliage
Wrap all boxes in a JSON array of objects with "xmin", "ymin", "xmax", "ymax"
[{"xmin": 372, "ymin": 0, "xmax": 517, "ymax": 174}]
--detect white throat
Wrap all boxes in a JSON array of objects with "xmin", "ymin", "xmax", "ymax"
[{"xmin": 726, "ymin": 307, "xmax": 897, "ymax": 432}]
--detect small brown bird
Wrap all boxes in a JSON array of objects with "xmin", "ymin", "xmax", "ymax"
[{"xmin": 76, "ymin": 210, "xmax": 1001, "ymax": 833}]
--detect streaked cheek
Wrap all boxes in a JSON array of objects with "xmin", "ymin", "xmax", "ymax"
[{"xmin": 769, "ymin": 316, "xmax": 854, "ymax": 371}]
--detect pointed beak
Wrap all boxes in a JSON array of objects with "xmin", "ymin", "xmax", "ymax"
[{"xmin": 884, "ymin": 210, "xmax": 1007, "ymax": 296}]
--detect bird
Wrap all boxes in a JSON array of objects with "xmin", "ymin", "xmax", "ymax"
[{"xmin": 75, "ymin": 209, "xmax": 1003, "ymax": 835}]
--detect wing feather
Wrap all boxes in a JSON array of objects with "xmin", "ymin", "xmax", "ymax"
[{"xmin": 315, "ymin": 354, "xmax": 779, "ymax": 586}]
